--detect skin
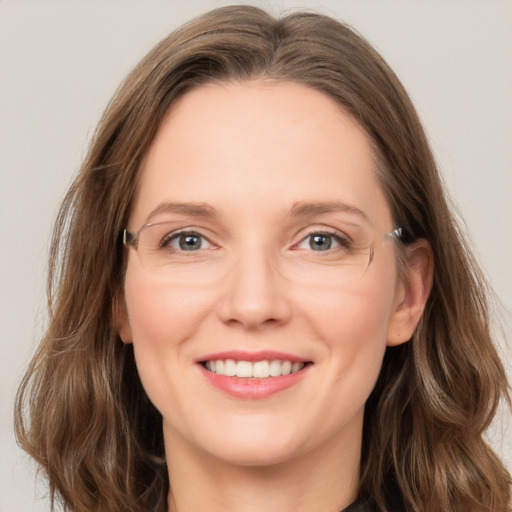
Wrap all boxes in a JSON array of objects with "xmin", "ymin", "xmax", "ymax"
[{"xmin": 118, "ymin": 81, "xmax": 432, "ymax": 512}]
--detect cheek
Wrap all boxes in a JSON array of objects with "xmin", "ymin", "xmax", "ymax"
[
  {"xmin": 303, "ymin": 275, "xmax": 395, "ymax": 348},
  {"xmin": 122, "ymin": 263, "xmax": 217, "ymax": 413},
  {"xmin": 124, "ymin": 265, "xmax": 214, "ymax": 347},
  {"xmin": 300, "ymin": 270, "xmax": 397, "ymax": 396}
]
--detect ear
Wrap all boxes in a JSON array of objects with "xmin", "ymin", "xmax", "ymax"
[
  {"xmin": 112, "ymin": 293, "xmax": 133, "ymax": 344},
  {"xmin": 387, "ymin": 239, "xmax": 433, "ymax": 346}
]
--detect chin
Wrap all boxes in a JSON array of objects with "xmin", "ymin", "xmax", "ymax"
[
  {"xmin": 208, "ymin": 439, "xmax": 304, "ymax": 468},
  {"xmin": 190, "ymin": 416, "xmax": 312, "ymax": 468}
]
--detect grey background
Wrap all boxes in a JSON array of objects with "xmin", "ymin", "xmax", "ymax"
[{"xmin": 1, "ymin": 1, "xmax": 510, "ymax": 510}]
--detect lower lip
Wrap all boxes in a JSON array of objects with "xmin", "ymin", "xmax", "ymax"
[{"xmin": 199, "ymin": 364, "xmax": 311, "ymax": 399}]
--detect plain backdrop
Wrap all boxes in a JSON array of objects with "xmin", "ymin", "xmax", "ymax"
[{"xmin": 1, "ymin": 1, "xmax": 511, "ymax": 510}]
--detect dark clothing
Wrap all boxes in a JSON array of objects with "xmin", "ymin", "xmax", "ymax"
[
  {"xmin": 342, "ymin": 496, "xmax": 377, "ymax": 511},
  {"xmin": 342, "ymin": 492, "xmax": 406, "ymax": 511}
]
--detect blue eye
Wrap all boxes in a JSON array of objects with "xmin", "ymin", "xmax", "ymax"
[
  {"xmin": 164, "ymin": 231, "xmax": 212, "ymax": 251},
  {"xmin": 309, "ymin": 234, "xmax": 333, "ymax": 251},
  {"xmin": 297, "ymin": 232, "xmax": 349, "ymax": 251}
]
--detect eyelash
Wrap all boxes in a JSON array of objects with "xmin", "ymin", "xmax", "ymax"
[
  {"xmin": 160, "ymin": 228, "xmax": 352, "ymax": 252},
  {"xmin": 160, "ymin": 230, "xmax": 214, "ymax": 251},
  {"xmin": 293, "ymin": 229, "xmax": 352, "ymax": 252}
]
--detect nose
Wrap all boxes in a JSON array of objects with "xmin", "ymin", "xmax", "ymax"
[{"xmin": 216, "ymin": 247, "xmax": 292, "ymax": 330}]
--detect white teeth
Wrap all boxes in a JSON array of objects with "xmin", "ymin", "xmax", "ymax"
[
  {"xmin": 281, "ymin": 360, "xmax": 292, "ymax": 375},
  {"xmin": 291, "ymin": 362, "xmax": 302, "ymax": 373},
  {"xmin": 253, "ymin": 360, "xmax": 270, "ymax": 378},
  {"xmin": 205, "ymin": 359, "xmax": 306, "ymax": 378},
  {"xmin": 269, "ymin": 360, "xmax": 281, "ymax": 377},
  {"xmin": 224, "ymin": 359, "xmax": 236, "ymax": 376},
  {"xmin": 236, "ymin": 361, "xmax": 253, "ymax": 378}
]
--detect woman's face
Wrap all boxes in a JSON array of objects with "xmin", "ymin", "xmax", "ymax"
[{"xmin": 119, "ymin": 81, "xmax": 407, "ymax": 466}]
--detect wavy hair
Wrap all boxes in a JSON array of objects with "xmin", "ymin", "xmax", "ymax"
[{"xmin": 15, "ymin": 5, "xmax": 511, "ymax": 511}]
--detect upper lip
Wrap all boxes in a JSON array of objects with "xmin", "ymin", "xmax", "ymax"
[{"xmin": 196, "ymin": 350, "xmax": 311, "ymax": 364}]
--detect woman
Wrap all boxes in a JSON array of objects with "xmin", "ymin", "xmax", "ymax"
[{"xmin": 15, "ymin": 5, "xmax": 511, "ymax": 512}]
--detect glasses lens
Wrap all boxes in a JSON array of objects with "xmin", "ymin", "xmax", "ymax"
[{"xmin": 134, "ymin": 222, "xmax": 385, "ymax": 283}]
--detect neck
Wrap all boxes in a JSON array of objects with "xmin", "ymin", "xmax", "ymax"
[{"xmin": 164, "ymin": 418, "xmax": 362, "ymax": 512}]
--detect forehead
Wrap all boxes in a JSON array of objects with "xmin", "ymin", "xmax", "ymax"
[{"xmin": 130, "ymin": 81, "xmax": 392, "ymax": 230}]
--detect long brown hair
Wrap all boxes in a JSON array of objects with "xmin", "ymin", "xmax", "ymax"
[{"xmin": 15, "ymin": 5, "xmax": 511, "ymax": 511}]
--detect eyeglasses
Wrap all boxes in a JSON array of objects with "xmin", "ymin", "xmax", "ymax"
[{"xmin": 122, "ymin": 222, "xmax": 402, "ymax": 283}]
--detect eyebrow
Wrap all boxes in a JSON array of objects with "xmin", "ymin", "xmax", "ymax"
[
  {"xmin": 288, "ymin": 200, "xmax": 372, "ymax": 225},
  {"xmin": 145, "ymin": 201, "xmax": 219, "ymax": 223},
  {"xmin": 144, "ymin": 200, "xmax": 371, "ymax": 225}
]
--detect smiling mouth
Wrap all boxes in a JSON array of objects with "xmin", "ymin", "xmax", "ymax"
[{"xmin": 200, "ymin": 359, "xmax": 312, "ymax": 379}]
